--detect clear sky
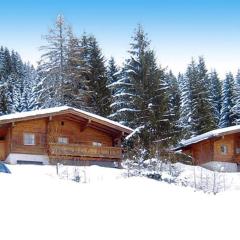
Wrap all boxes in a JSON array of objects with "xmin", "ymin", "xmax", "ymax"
[{"xmin": 1, "ymin": 0, "xmax": 240, "ymax": 78}]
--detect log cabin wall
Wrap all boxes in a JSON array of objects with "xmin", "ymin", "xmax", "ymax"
[
  {"xmin": 10, "ymin": 117, "xmax": 115, "ymax": 152},
  {"xmin": 182, "ymin": 139, "xmax": 214, "ymax": 165},
  {"xmin": 5, "ymin": 127, "xmax": 10, "ymax": 157},
  {"xmin": 48, "ymin": 118, "xmax": 82, "ymax": 144},
  {"xmin": 78, "ymin": 127, "xmax": 113, "ymax": 147},
  {"xmin": 11, "ymin": 118, "xmax": 48, "ymax": 155},
  {"xmin": 213, "ymin": 134, "xmax": 235, "ymax": 162},
  {"xmin": 0, "ymin": 126, "xmax": 10, "ymax": 160},
  {"xmin": 190, "ymin": 140, "xmax": 213, "ymax": 165},
  {"xmin": 234, "ymin": 133, "xmax": 240, "ymax": 163},
  {"xmin": 48, "ymin": 118, "xmax": 113, "ymax": 147}
]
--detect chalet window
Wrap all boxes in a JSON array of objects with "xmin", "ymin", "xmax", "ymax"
[
  {"xmin": 236, "ymin": 148, "xmax": 240, "ymax": 154},
  {"xmin": 23, "ymin": 133, "xmax": 35, "ymax": 145},
  {"xmin": 92, "ymin": 141, "xmax": 102, "ymax": 147},
  {"xmin": 236, "ymin": 139, "xmax": 240, "ymax": 154},
  {"xmin": 220, "ymin": 145, "xmax": 228, "ymax": 155},
  {"xmin": 58, "ymin": 137, "xmax": 68, "ymax": 144}
]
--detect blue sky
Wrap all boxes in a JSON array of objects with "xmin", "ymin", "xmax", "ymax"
[{"xmin": 1, "ymin": 0, "xmax": 240, "ymax": 77}]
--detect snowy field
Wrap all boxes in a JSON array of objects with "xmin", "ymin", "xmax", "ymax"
[{"xmin": 1, "ymin": 164, "xmax": 240, "ymax": 240}]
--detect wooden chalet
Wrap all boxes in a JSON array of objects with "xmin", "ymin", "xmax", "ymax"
[
  {"xmin": 0, "ymin": 106, "xmax": 133, "ymax": 166},
  {"xmin": 175, "ymin": 125, "xmax": 240, "ymax": 165}
]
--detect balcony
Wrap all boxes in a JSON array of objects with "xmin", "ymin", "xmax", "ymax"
[{"xmin": 48, "ymin": 143, "xmax": 122, "ymax": 160}]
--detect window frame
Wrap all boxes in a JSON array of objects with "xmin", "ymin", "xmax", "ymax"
[
  {"xmin": 92, "ymin": 141, "xmax": 102, "ymax": 147},
  {"xmin": 236, "ymin": 139, "xmax": 240, "ymax": 154},
  {"xmin": 236, "ymin": 147, "xmax": 240, "ymax": 154},
  {"xmin": 58, "ymin": 137, "xmax": 69, "ymax": 144},
  {"xmin": 23, "ymin": 133, "xmax": 36, "ymax": 146},
  {"xmin": 220, "ymin": 144, "xmax": 228, "ymax": 155}
]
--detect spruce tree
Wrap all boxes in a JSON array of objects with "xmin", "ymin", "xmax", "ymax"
[
  {"xmin": 38, "ymin": 14, "xmax": 70, "ymax": 107},
  {"xmin": 0, "ymin": 47, "xmax": 38, "ymax": 114},
  {"xmin": 107, "ymin": 57, "xmax": 122, "ymax": 117},
  {"xmin": 164, "ymin": 71, "xmax": 181, "ymax": 144},
  {"xmin": 108, "ymin": 65, "xmax": 132, "ymax": 124},
  {"xmin": 209, "ymin": 70, "xmax": 222, "ymax": 126},
  {"xmin": 232, "ymin": 69, "xmax": 240, "ymax": 124},
  {"xmin": 114, "ymin": 25, "xmax": 153, "ymax": 128},
  {"xmin": 64, "ymin": 30, "xmax": 89, "ymax": 110},
  {"xmin": 111, "ymin": 25, "xmax": 169, "ymax": 153},
  {"xmin": 0, "ymin": 47, "xmax": 11, "ymax": 114},
  {"xmin": 80, "ymin": 35, "xmax": 111, "ymax": 116},
  {"xmin": 179, "ymin": 72, "xmax": 192, "ymax": 138},
  {"xmin": 219, "ymin": 72, "xmax": 236, "ymax": 127},
  {"xmin": 22, "ymin": 64, "xmax": 39, "ymax": 111},
  {"xmin": 10, "ymin": 51, "xmax": 25, "ymax": 112},
  {"xmin": 107, "ymin": 57, "xmax": 120, "ymax": 90},
  {"xmin": 180, "ymin": 58, "xmax": 216, "ymax": 137},
  {"xmin": 192, "ymin": 57, "xmax": 216, "ymax": 134}
]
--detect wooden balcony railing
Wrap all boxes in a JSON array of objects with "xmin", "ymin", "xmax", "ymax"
[{"xmin": 49, "ymin": 143, "xmax": 122, "ymax": 159}]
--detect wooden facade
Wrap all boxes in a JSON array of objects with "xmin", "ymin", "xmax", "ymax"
[
  {"xmin": 0, "ymin": 107, "xmax": 132, "ymax": 165},
  {"xmin": 179, "ymin": 132, "xmax": 240, "ymax": 165}
]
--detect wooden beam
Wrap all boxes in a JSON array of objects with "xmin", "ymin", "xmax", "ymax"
[
  {"xmin": 89, "ymin": 121, "xmax": 119, "ymax": 134},
  {"xmin": 60, "ymin": 116, "xmax": 86, "ymax": 125},
  {"xmin": 67, "ymin": 113, "xmax": 88, "ymax": 122},
  {"xmin": 88, "ymin": 123, "xmax": 119, "ymax": 135},
  {"xmin": 80, "ymin": 119, "xmax": 91, "ymax": 132},
  {"xmin": 53, "ymin": 114, "xmax": 87, "ymax": 124}
]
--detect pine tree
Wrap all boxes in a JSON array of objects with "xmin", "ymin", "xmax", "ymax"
[
  {"xmin": 0, "ymin": 47, "xmax": 38, "ymax": 114},
  {"xmin": 232, "ymin": 70, "xmax": 240, "ymax": 124},
  {"xmin": 209, "ymin": 70, "xmax": 222, "ymax": 126},
  {"xmin": 108, "ymin": 65, "xmax": 132, "ymax": 124},
  {"xmin": 115, "ymin": 25, "xmax": 153, "ymax": 128},
  {"xmin": 10, "ymin": 50, "xmax": 25, "ymax": 112},
  {"xmin": 192, "ymin": 57, "xmax": 216, "ymax": 134},
  {"xmin": 219, "ymin": 72, "xmax": 236, "ymax": 127},
  {"xmin": 9, "ymin": 51, "xmax": 39, "ymax": 113},
  {"xmin": 107, "ymin": 57, "xmax": 120, "ymax": 91},
  {"xmin": 107, "ymin": 57, "xmax": 122, "ymax": 116},
  {"xmin": 21, "ymin": 64, "xmax": 39, "ymax": 111},
  {"xmin": 164, "ymin": 71, "xmax": 181, "ymax": 144},
  {"xmin": 64, "ymin": 30, "xmax": 89, "ymax": 110},
  {"xmin": 111, "ymin": 25, "xmax": 169, "ymax": 153},
  {"xmin": 38, "ymin": 14, "xmax": 70, "ymax": 107},
  {"xmin": 80, "ymin": 35, "xmax": 111, "ymax": 116},
  {"xmin": 180, "ymin": 58, "xmax": 216, "ymax": 137},
  {"xmin": 0, "ymin": 47, "xmax": 11, "ymax": 115},
  {"xmin": 179, "ymin": 72, "xmax": 192, "ymax": 138}
]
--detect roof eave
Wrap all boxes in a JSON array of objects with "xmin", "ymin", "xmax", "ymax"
[{"xmin": 0, "ymin": 108, "xmax": 133, "ymax": 135}]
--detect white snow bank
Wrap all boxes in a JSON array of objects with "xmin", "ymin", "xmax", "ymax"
[
  {"xmin": 202, "ymin": 161, "xmax": 238, "ymax": 172},
  {"xmin": 1, "ymin": 164, "xmax": 240, "ymax": 240},
  {"xmin": 7, "ymin": 164, "xmax": 125, "ymax": 183}
]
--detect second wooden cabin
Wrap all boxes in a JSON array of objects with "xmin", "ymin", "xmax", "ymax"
[{"xmin": 175, "ymin": 126, "xmax": 240, "ymax": 171}]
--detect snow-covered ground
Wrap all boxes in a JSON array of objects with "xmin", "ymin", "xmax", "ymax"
[{"xmin": 1, "ymin": 164, "xmax": 240, "ymax": 240}]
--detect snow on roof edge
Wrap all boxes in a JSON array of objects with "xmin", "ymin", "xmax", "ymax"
[
  {"xmin": 0, "ymin": 106, "xmax": 133, "ymax": 133},
  {"xmin": 176, "ymin": 125, "xmax": 240, "ymax": 149}
]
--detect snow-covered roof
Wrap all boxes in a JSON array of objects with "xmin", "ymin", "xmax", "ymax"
[
  {"xmin": 0, "ymin": 106, "xmax": 133, "ymax": 134},
  {"xmin": 176, "ymin": 125, "xmax": 240, "ymax": 150}
]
